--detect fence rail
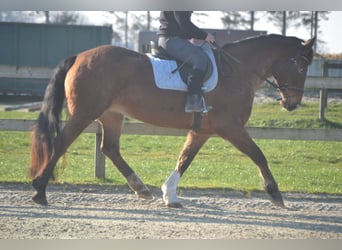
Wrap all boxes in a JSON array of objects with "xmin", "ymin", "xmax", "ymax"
[
  {"xmin": 1, "ymin": 65, "xmax": 342, "ymax": 88},
  {"xmin": 0, "ymin": 119, "xmax": 341, "ymax": 178}
]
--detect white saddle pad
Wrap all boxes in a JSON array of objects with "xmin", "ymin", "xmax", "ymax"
[{"xmin": 146, "ymin": 43, "xmax": 218, "ymax": 93}]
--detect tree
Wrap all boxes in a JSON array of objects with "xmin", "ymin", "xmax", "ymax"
[
  {"xmin": 33, "ymin": 11, "xmax": 80, "ymax": 24},
  {"xmin": 267, "ymin": 11, "xmax": 302, "ymax": 35},
  {"xmin": 191, "ymin": 12, "xmax": 209, "ymax": 26},
  {"xmin": 102, "ymin": 11, "xmax": 159, "ymax": 48},
  {"xmin": 146, "ymin": 11, "xmax": 151, "ymax": 30},
  {"xmin": 221, "ymin": 11, "xmax": 249, "ymax": 29},
  {"xmin": 299, "ymin": 11, "xmax": 329, "ymax": 53},
  {"xmin": 0, "ymin": 11, "xmax": 35, "ymax": 22},
  {"xmin": 0, "ymin": 11, "xmax": 81, "ymax": 25},
  {"xmin": 221, "ymin": 11, "xmax": 259, "ymax": 30},
  {"xmin": 250, "ymin": 11, "xmax": 255, "ymax": 30},
  {"xmin": 50, "ymin": 11, "xmax": 79, "ymax": 25},
  {"xmin": 100, "ymin": 11, "xmax": 125, "ymax": 45},
  {"xmin": 267, "ymin": 11, "xmax": 329, "ymax": 53}
]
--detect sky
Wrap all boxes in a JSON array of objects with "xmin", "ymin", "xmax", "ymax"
[
  {"xmin": 254, "ymin": 11, "xmax": 342, "ymax": 54},
  {"xmin": 189, "ymin": 11, "xmax": 342, "ymax": 54},
  {"xmin": 84, "ymin": 11, "xmax": 342, "ymax": 54}
]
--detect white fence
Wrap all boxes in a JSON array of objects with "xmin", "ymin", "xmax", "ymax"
[{"xmin": 0, "ymin": 119, "xmax": 341, "ymax": 178}]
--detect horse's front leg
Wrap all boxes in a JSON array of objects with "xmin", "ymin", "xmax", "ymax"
[
  {"xmin": 217, "ymin": 126, "xmax": 285, "ymax": 208},
  {"xmin": 162, "ymin": 131, "xmax": 209, "ymax": 208}
]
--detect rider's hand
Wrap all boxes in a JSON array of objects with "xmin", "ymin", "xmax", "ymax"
[{"xmin": 205, "ymin": 33, "xmax": 215, "ymax": 44}]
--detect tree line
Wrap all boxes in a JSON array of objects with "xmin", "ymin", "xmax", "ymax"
[
  {"xmin": 220, "ymin": 11, "xmax": 329, "ymax": 53},
  {"xmin": 0, "ymin": 11, "xmax": 330, "ymax": 53}
]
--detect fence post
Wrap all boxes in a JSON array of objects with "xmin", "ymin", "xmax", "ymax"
[
  {"xmin": 319, "ymin": 61, "xmax": 342, "ymax": 121},
  {"xmin": 319, "ymin": 62, "xmax": 328, "ymax": 121},
  {"xmin": 94, "ymin": 132, "xmax": 105, "ymax": 179},
  {"xmin": 319, "ymin": 89, "xmax": 328, "ymax": 121}
]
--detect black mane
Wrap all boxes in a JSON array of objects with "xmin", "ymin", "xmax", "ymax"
[{"xmin": 222, "ymin": 34, "xmax": 304, "ymax": 50}]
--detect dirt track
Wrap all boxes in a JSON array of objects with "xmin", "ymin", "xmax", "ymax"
[{"xmin": 0, "ymin": 183, "xmax": 341, "ymax": 239}]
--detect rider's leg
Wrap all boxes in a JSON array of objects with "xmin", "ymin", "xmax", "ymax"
[
  {"xmin": 185, "ymin": 68, "xmax": 207, "ymax": 113},
  {"xmin": 158, "ymin": 36, "xmax": 209, "ymax": 112}
]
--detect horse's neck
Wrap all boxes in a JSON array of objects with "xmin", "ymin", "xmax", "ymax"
[
  {"xmin": 232, "ymin": 39, "xmax": 294, "ymax": 81},
  {"xmin": 234, "ymin": 42, "xmax": 282, "ymax": 78}
]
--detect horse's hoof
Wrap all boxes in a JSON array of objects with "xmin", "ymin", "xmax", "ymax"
[
  {"xmin": 271, "ymin": 198, "xmax": 286, "ymax": 208},
  {"xmin": 136, "ymin": 190, "xmax": 153, "ymax": 200},
  {"xmin": 265, "ymin": 184, "xmax": 285, "ymax": 208},
  {"xmin": 166, "ymin": 202, "xmax": 183, "ymax": 209},
  {"xmin": 269, "ymin": 191, "xmax": 286, "ymax": 208},
  {"xmin": 32, "ymin": 193, "xmax": 48, "ymax": 206}
]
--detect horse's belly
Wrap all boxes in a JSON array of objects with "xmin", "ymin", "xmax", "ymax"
[{"xmin": 108, "ymin": 102, "xmax": 195, "ymax": 130}]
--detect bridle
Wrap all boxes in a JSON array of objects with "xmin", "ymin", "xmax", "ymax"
[
  {"xmin": 272, "ymin": 53, "xmax": 310, "ymax": 92},
  {"xmin": 270, "ymin": 53, "xmax": 311, "ymax": 109},
  {"xmin": 212, "ymin": 41, "xmax": 311, "ymax": 101}
]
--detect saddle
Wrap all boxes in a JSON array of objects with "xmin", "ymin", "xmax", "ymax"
[
  {"xmin": 147, "ymin": 42, "xmax": 218, "ymax": 93},
  {"xmin": 147, "ymin": 42, "xmax": 218, "ymax": 131},
  {"xmin": 150, "ymin": 41, "xmax": 213, "ymax": 83}
]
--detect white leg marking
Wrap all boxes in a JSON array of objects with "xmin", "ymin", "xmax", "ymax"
[{"xmin": 161, "ymin": 170, "xmax": 181, "ymax": 205}]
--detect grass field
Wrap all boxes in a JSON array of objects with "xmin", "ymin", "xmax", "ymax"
[{"xmin": 0, "ymin": 101, "xmax": 341, "ymax": 194}]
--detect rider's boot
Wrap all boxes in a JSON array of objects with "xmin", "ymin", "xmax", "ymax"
[{"xmin": 185, "ymin": 69, "xmax": 208, "ymax": 113}]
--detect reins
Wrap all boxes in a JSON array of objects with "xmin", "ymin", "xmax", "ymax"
[{"xmin": 212, "ymin": 41, "xmax": 282, "ymax": 92}]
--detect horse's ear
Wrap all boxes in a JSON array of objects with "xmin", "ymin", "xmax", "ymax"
[{"xmin": 303, "ymin": 37, "xmax": 316, "ymax": 50}]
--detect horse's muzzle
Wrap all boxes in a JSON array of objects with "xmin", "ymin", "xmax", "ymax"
[{"xmin": 280, "ymin": 99, "xmax": 300, "ymax": 111}]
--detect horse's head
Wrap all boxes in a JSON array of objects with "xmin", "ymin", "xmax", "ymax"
[{"xmin": 271, "ymin": 37, "xmax": 315, "ymax": 111}]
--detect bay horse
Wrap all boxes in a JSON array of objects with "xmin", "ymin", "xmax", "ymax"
[{"xmin": 30, "ymin": 34, "xmax": 315, "ymax": 208}]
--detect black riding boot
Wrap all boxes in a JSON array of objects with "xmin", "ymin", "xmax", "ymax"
[{"xmin": 185, "ymin": 69, "xmax": 208, "ymax": 113}]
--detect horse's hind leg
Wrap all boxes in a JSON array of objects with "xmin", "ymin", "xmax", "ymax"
[
  {"xmin": 162, "ymin": 131, "xmax": 209, "ymax": 208},
  {"xmin": 217, "ymin": 126, "xmax": 284, "ymax": 208},
  {"xmin": 98, "ymin": 111, "xmax": 152, "ymax": 199},
  {"xmin": 32, "ymin": 116, "xmax": 94, "ymax": 205}
]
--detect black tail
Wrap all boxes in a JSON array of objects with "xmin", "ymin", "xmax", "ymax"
[{"xmin": 30, "ymin": 55, "xmax": 77, "ymax": 178}]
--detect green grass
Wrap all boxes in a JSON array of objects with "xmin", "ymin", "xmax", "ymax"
[
  {"xmin": 0, "ymin": 101, "xmax": 341, "ymax": 194},
  {"xmin": 247, "ymin": 102, "xmax": 342, "ymax": 128}
]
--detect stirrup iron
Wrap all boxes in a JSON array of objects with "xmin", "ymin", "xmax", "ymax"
[{"xmin": 200, "ymin": 96, "xmax": 212, "ymax": 113}]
